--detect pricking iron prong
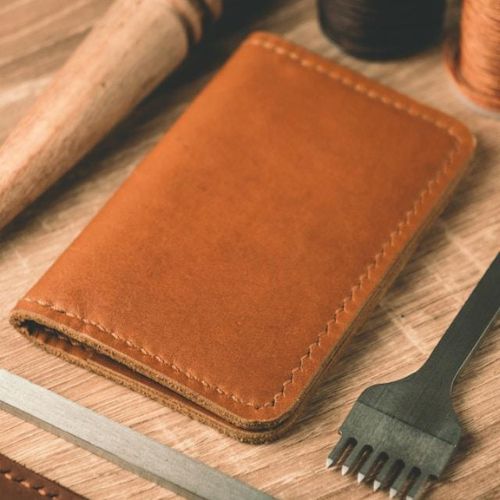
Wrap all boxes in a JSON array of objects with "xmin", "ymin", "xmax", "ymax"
[
  {"xmin": 389, "ymin": 465, "xmax": 412, "ymax": 498},
  {"xmin": 405, "ymin": 473, "xmax": 430, "ymax": 500},
  {"xmin": 373, "ymin": 458, "xmax": 397, "ymax": 491},
  {"xmin": 326, "ymin": 435, "xmax": 349, "ymax": 469},
  {"xmin": 356, "ymin": 450, "xmax": 380, "ymax": 483},
  {"xmin": 341, "ymin": 443, "xmax": 364, "ymax": 475}
]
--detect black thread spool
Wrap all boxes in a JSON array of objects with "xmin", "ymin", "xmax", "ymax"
[{"xmin": 317, "ymin": 0, "xmax": 447, "ymax": 61}]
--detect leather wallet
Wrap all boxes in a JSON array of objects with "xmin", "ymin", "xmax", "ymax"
[
  {"xmin": 0, "ymin": 452, "xmax": 83, "ymax": 499},
  {"xmin": 11, "ymin": 32, "xmax": 475, "ymax": 442}
]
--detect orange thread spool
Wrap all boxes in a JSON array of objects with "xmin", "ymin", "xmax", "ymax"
[{"xmin": 448, "ymin": 0, "xmax": 500, "ymax": 113}]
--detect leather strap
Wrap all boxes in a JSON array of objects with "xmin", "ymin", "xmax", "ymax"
[{"xmin": 0, "ymin": 452, "xmax": 84, "ymax": 500}]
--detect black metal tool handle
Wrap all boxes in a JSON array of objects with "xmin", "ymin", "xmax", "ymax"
[{"xmin": 417, "ymin": 253, "xmax": 500, "ymax": 391}]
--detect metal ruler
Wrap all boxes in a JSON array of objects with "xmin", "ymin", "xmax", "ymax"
[{"xmin": 0, "ymin": 369, "xmax": 273, "ymax": 500}]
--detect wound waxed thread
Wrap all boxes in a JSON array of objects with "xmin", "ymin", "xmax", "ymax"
[
  {"xmin": 317, "ymin": 0, "xmax": 446, "ymax": 61},
  {"xmin": 447, "ymin": 0, "xmax": 500, "ymax": 113}
]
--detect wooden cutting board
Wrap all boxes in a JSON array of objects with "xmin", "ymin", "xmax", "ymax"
[{"xmin": 0, "ymin": 1, "xmax": 498, "ymax": 498}]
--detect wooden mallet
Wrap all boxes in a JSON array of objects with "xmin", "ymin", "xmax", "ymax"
[{"xmin": 0, "ymin": 0, "xmax": 236, "ymax": 230}]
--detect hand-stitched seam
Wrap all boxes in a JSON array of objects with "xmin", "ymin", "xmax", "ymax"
[
  {"xmin": 247, "ymin": 38, "xmax": 456, "ymax": 133},
  {"xmin": 20, "ymin": 37, "xmax": 463, "ymax": 411},
  {"xmin": 22, "ymin": 296, "xmax": 253, "ymax": 407},
  {"xmin": 0, "ymin": 468, "xmax": 59, "ymax": 498}
]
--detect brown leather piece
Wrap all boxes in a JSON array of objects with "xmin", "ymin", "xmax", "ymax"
[
  {"xmin": 0, "ymin": 452, "xmax": 84, "ymax": 499},
  {"xmin": 10, "ymin": 32, "xmax": 475, "ymax": 442}
]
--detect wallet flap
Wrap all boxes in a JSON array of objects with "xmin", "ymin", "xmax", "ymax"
[{"xmin": 11, "ymin": 32, "xmax": 475, "ymax": 440}]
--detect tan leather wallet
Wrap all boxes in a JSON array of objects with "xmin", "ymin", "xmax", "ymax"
[{"xmin": 11, "ymin": 33, "xmax": 475, "ymax": 442}]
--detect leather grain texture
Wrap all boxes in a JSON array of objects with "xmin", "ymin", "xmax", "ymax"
[
  {"xmin": 0, "ymin": 452, "xmax": 84, "ymax": 499},
  {"xmin": 10, "ymin": 32, "xmax": 475, "ymax": 442}
]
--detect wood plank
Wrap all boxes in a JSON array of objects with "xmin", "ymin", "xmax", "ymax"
[{"xmin": 0, "ymin": 1, "xmax": 498, "ymax": 498}]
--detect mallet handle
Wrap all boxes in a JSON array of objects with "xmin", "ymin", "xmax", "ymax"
[{"xmin": 0, "ymin": 0, "xmax": 222, "ymax": 229}]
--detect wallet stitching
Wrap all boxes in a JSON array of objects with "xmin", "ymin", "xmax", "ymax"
[
  {"xmin": 0, "ymin": 469, "xmax": 59, "ymax": 498},
  {"xmin": 21, "ymin": 36, "xmax": 464, "ymax": 412},
  {"xmin": 23, "ymin": 297, "xmax": 251, "ymax": 402}
]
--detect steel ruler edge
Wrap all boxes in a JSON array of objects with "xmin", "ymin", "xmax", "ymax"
[{"xmin": 0, "ymin": 369, "xmax": 273, "ymax": 500}]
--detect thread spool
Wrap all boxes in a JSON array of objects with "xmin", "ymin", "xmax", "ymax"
[
  {"xmin": 317, "ymin": 0, "xmax": 446, "ymax": 61},
  {"xmin": 447, "ymin": 0, "xmax": 500, "ymax": 114}
]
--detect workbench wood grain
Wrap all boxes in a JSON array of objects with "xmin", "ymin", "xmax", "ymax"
[{"xmin": 0, "ymin": 1, "xmax": 498, "ymax": 499}]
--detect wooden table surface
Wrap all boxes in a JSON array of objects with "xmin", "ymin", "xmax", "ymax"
[{"xmin": 0, "ymin": 1, "xmax": 498, "ymax": 499}]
